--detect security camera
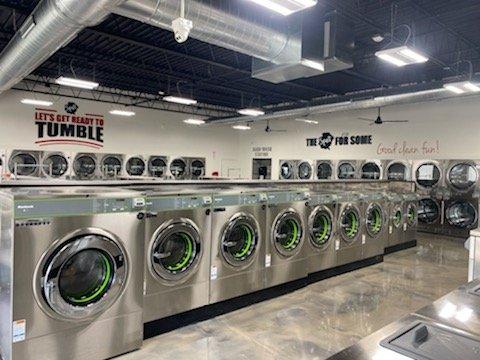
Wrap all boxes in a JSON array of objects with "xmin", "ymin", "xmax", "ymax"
[{"xmin": 172, "ymin": 17, "xmax": 193, "ymax": 43}]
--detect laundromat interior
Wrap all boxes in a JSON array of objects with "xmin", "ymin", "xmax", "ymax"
[{"xmin": 1, "ymin": 1, "xmax": 480, "ymax": 360}]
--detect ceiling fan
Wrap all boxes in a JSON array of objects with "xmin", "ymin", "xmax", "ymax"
[
  {"xmin": 265, "ymin": 120, "xmax": 287, "ymax": 133},
  {"xmin": 358, "ymin": 107, "xmax": 409, "ymax": 125}
]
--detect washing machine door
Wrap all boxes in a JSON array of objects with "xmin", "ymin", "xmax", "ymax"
[
  {"xmin": 148, "ymin": 157, "xmax": 167, "ymax": 178},
  {"xmin": 338, "ymin": 162, "xmax": 356, "ymax": 179},
  {"xmin": 221, "ymin": 213, "xmax": 259, "ymax": 268},
  {"xmin": 406, "ymin": 203, "xmax": 418, "ymax": 227},
  {"xmin": 387, "ymin": 162, "xmax": 407, "ymax": 181},
  {"xmin": 446, "ymin": 201, "xmax": 478, "ymax": 229},
  {"xmin": 339, "ymin": 205, "xmax": 360, "ymax": 243},
  {"xmin": 280, "ymin": 161, "xmax": 294, "ymax": 179},
  {"xmin": 170, "ymin": 159, "xmax": 187, "ymax": 179},
  {"xmin": 391, "ymin": 206, "xmax": 403, "ymax": 228},
  {"xmin": 366, "ymin": 203, "xmax": 384, "ymax": 237},
  {"xmin": 149, "ymin": 219, "xmax": 202, "ymax": 283},
  {"xmin": 416, "ymin": 163, "xmax": 441, "ymax": 188},
  {"xmin": 271, "ymin": 209, "xmax": 304, "ymax": 257},
  {"xmin": 361, "ymin": 162, "xmax": 381, "ymax": 180},
  {"xmin": 447, "ymin": 163, "xmax": 478, "ymax": 192},
  {"xmin": 37, "ymin": 231, "xmax": 127, "ymax": 321},
  {"xmin": 191, "ymin": 160, "xmax": 205, "ymax": 179},
  {"xmin": 126, "ymin": 157, "xmax": 145, "ymax": 176},
  {"xmin": 308, "ymin": 206, "xmax": 334, "ymax": 249},
  {"xmin": 9, "ymin": 152, "xmax": 38, "ymax": 176},
  {"xmin": 317, "ymin": 162, "xmax": 332, "ymax": 180},
  {"xmin": 102, "ymin": 156, "xmax": 122, "ymax": 178},
  {"xmin": 42, "ymin": 154, "xmax": 69, "ymax": 178},
  {"xmin": 418, "ymin": 198, "xmax": 440, "ymax": 224},
  {"xmin": 73, "ymin": 155, "xmax": 96, "ymax": 178},
  {"xmin": 298, "ymin": 162, "xmax": 312, "ymax": 180}
]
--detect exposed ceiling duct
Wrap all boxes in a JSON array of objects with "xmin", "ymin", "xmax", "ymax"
[{"xmin": 0, "ymin": 0, "xmax": 126, "ymax": 93}]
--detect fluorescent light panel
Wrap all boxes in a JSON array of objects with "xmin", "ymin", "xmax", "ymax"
[
  {"xmin": 55, "ymin": 77, "xmax": 99, "ymax": 89},
  {"xmin": 21, "ymin": 98, "xmax": 53, "ymax": 106},
  {"xmin": 163, "ymin": 96, "xmax": 197, "ymax": 105},
  {"xmin": 232, "ymin": 124, "xmax": 252, "ymax": 130},
  {"xmin": 238, "ymin": 108, "xmax": 265, "ymax": 116},
  {"xmin": 247, "ymin": 0, "xmax": 317, "ymax": 16},
  {"xmin": 183, "ymin": 118, "xmax": 206, "ymax": 125},
  {"xmin": 443, "ymin": 81, "xmax": 480, "ymax": 94},
  {"xmin": 376, "ymin": 46, "xmax": 428, "ymax": 67},
  {"xmin": 109, "ymin": 109, "xmax": 135, "ymax": 117}
]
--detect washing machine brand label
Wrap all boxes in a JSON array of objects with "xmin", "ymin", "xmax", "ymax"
[
  {"xmin": 265, "ymin": 253, "xmax": 272, "ymax": 267},
  {"xmin": 33, "ymin": 102, "xmax": 105, "ymax": 149},
  {"xmin": 12, "ymin": 319, "xmax": 26, "ymax": 343},
  {"xmin": 16, "ymin": 204, "xmax": 34, "ymax": 210},
  {"xmin": 210, "ymin": 265, "xmax": 218, "ymax": 280}
]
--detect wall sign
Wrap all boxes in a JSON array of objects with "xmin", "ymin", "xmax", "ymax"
[
  {"xmin": 306, "ymin": 132, "xmax": 373, "ymax": 150},
  {"xmin": 34, "ymin": 102, "xmax": 105, "ymax": 149},
  {"xmin": 252, "ymin": 146, "xmax": 272, "ymax": 157},
  {"xmin": 376, "ymin": 140, "xmax": 440, "ymax": 156}
]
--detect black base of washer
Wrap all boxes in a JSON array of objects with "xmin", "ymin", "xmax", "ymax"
[{"xmin": 384, "ymin": 240, "xmax": 417, "ymax": 255}]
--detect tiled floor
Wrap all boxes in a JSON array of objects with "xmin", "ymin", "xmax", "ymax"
[{"xmin": 119, "ymin": 234, "xmax": 468, "ymax": 360}]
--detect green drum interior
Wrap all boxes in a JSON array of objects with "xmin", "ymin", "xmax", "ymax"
[
  {"xmin": 394, "ymin": 209, "xmax": 403, "ymax": 227},
  {"xmin": 58, "ymin": 249, "xmax": 114, "ymax": 306},
  {"xmin": 343, "ymin": 210, "xmax": 359, "ymax": 239},
  {"xmin": 224, "ymin": 222, "xmax": 256, "ymax": 261},
  {"xmin": 156, "ymin": 232, "xmax": 196, "ymax": 273},
  {"xmin": 367, "ymin": 206, "xmax": 383, "ymax": 235},
  {"xmin": 407, "ymin": 206, "xmax": 416, "ymax": 225},
  {"xmin": 277, "ymin": 218, "xmax": 301, "ymax": 250},
  {"xmin": 312, "ymin": 212, "xmax": 332, "ymax": 246}
]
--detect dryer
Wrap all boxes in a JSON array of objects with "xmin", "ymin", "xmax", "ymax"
[
  {"xmin": 140, "ymin": 187, "xmax": 213, "ymax": 322},
  {"xmin": 146, "ymin": 156, "xmax": 168, "ymax": 179},
  {"xmin": 362, "ymin": 192, "xmax": 388, "ymax": 259},
  {"xmin": 315, "ymin": 160, "xmax": 334, "ymax": 180},
  {"xmin": 100, "ymin": 154, "xmax": 124, "ymax": 180},
  {"xmin": 417, "ymin": 196, "xmax": 442, "ymax": 234},
  {"xmin": 187, "ymin": 157, "xmax": 206, "ymax": 180},
  {"xmin": 72, "ymin": 152, "xmax": 100, "ymax": 180},
  {"xmin": 360, "ymin": 160, "xmax": 384, "ymax": 180},
  {"xmin": 305, "ymin": 192, "xmax": 337, "ymax": 274},
  {"xmin": 265, "ymin": 190, "xmax": 310, "ymax": 288},
  {"xmin": 124, "ymin": 155, "xmax": 147, "ymax": 178},
  {"xmin": 0, "ymin": 187, "xmax": 146, "ymax": 360},
  {"xmin": 336, "ymin": 160, "xmax": 359, "ymax": 180},
  {"xmin": 443, "ymin": 197, "xmax": 478, "ymax": 238},
  {"xmin": 7, "ymin": 150, "xmax": 42, "ymax": 179},
  {"xmin": 385, "ymin": 160, "xmax": 412, "ymax": 181},
  {"xmin": 385, "ymin": 192, "xmax": 406, "ymax": 247},
  {"xmin": 413, "ymin": 160, "xmax": 444, "ymax": 193},
  {"xmin": 209, "ymin": 189, "xmax": 267, "ymax": 304},
  {"xmin": 170, "ymin": 157, "xmax": 189, "ymax": 180},
  {"xmin": 445, "ymin": 160, "xmax": 479, "ymax": 196},
  {"xmin": 297, "ymin": 160, "xmax": 314, "ymax": 180},
  {"xmin": 40, "ymin": 151, "xmax": 72, "ymax": 180},
  {"xmin": 278, "ymin": 159, "xmax": 298, "ymax": 180}
]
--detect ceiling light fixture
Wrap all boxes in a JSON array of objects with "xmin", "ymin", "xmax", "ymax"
[
  {"xmin": 375, "ymin": 45, "xmax": 428, "ymax": 67},
  {"xmin": 232, "ymin": 124, "xmax": 252, "ymax": 130},
  {"xmin": 443, "ymin": 81, "xmax": 480, "ymax": 94},
  {"xmin": 21, "ymin": 98, "xmax": 53, "ymax": 107},
  {"xmin": 295, "ymin": 118, "xmax": 318, "ymax": 124},
  {"xmin": 163, "ymin": 96, "xmax": 198, "ymax": 105},
  {"xmin": 247, "ymin": 0, "xmax": 317, "ymax": 16},
  {"xmin": 109, "ymin": 109, "xmax": 136, "ymax": 117},
  {"xmin": 238, "ymin": 108, "xmax": 265, "ymax": 117},
  {"xmin": 55, "ymin": 77, "xmax": 99, "ymax": 90},
  {"xmin": 183, "ymin": 118, "xmax": 206, "ymax": 125}
]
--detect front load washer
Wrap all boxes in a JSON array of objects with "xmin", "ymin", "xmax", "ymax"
[
  {"xmin": 7, "ymin": 150, "xmax": 42, "ymax": 179},
  {"xmin": 305, "ymin": 192, "xmax": 337, "ymax": 273},
  {"xmin": 264, "ymin": 190, "xmax": 310, "ymax": 288},
  {"xmin": 417, "ymin": 196, "xmax": 442, "ymax": 234},
  {"xmin": 100, "ymin": 154, "xmax": 124, "ymax": 180},
  {"xmin": 209, "ymin": 189, "xmax": 267, "ymax": 304},
  {"xmin": 124, "ymin": 155, "xmax": 147, "ymax": 179},
  {"xmin": 72, "ymin": 152, "xmax": 100, "ymax": 180},
  {"xmin": 443, "ymin": 197, "xmax": 478, "ymax": 238},
  {"xmin": 384, "ymin": 192, "xmax": 405, "ymax": 248},
  {"xmin": 336, "ymin": 160, "xmax": 359, "ymax": 180},
  {"xmin": 360, "ymin": 160, "xmax": 384, "ymax": 180},
  {"xmin": 445, "ymin": 160, "xmax": 479, "ymax": 196},
  {"xmin": 170, "ymin": 158, "xmax": 188, "ymax": 180},
  {"xmin": 0, "ymin": 187, "xmax": 145, "ymax": 360},
  {"xmin": 0, "ymin": 149, "xmax": 5, "ymax": 178},
  {"xmin": 402, "ymin": 193, "xmax": 419, "ymax": 244},
  {"xmin": 413, "ymin": 160, "xmax": 444, "ymax": 194},
  {"xmin": 297, "ymin": 160, "xmax": 314, "ymax": 180},
  {"xmin": 147, "ymin": 156, "xmax": 168, "ymax": 179},
  {"xmin": 141, "ymin": 188, "xmax": 213, "ymax": 322},
  {"xmin": 386, "ymin": 160, "xmax": 412, "ymax": 181},
  {"xmin": 316, "ymin": 160, "xmax": 334, "ymax": 180},
  {"xmin": 40, "ymin": 151, "xmax": 72, "ymax": 180},
  {"xmin": 362, "ymin": 192, "xmax": 388, "ymax": 259},
  {"xmin": 278, "ymin": 160, "xmax": 298, "ymax": 180},
  {"xmin": 186, "ymin": 157, "xmax": 206, "ymax": 180}
]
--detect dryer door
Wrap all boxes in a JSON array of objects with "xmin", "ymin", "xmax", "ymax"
[
  {"xmin": 9, "ymin": 152, "xmax": 38, "ymax": 176},
  {"xmin": 339, "ymin": 205, "xmax": 360, "ymax": 243},
  {"xmin": 149, "ymin": 219, "xmax": 202, "ymax": 283},
  {"xmin": 366, "ymin": 203, "xmax": 384, "ymax": 237},
  {"xmin": 126, "ymin": 157, "xmax": 146, "ymax": 176},
  {"xmin": 361, "ymin": 162, "xmax": 381, "ymax": 180},
  {"xmin": 447, "ymin": 163, "xmax": 478, "ymax": 192},
  {"xmin": 102, "ymin": 156, "xmax": 122, "ymax": 178},
  {"xmin": 298, "ymin": 162, "xmax": 312, "ymax": 180},
  {"xmin": 37, "ymin": 232, "xmax": 127, "ymax": 321},
  {"xmin": 221, "ymin": 213, "xmax": 259, "ymax": 268},
  {"xmin": 191, "ymin": 160, "xmax": 206, "ymax": 179},
  {"xmin": 42, "ymin": 154, "xmax": 69, "ymax": 178},
  {"xmin": 338, "ymin": 162, "xmax": 356, "ymax": 179},
  {"xmin": 280, "ymin": 161, "xmax": 294, "ymax": 180},
  {"xmin": 418, "ymin": 198, "xmax": 440, "ymax": 224},
  {"xmin": 308, "ymin": 206, "xmax": 334, "ymax": 250},
  {"xmin": 446, "ymin": 201, "xmax": 478, "ymax": 229},
  {"xmin": 416, "ymin": 163, "xmax": 441, "ymax": 188},
  {"xmin": 170, "ymin": 159, "xmax": 187, "ymax": 179},
  {"xmin": 271, "ymin": 209, "xmax": 304, "ymax": 257},
  {"xmin": 148, "ymin": 157, "xmax": 167, "ymax": 178},
  {"xmin": 73, "ymin": 155, "xmax": 96, "ymax": 179},
  {"xmin": 387, "ymin": 162, "xmax": 407, "ymax": 181},
  {"xmin": 316, "ymin": 162, "xmax": 332, "ymax": 180}
]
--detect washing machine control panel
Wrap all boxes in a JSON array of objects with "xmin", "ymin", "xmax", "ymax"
[
  {"xmin": 267, "ymin": 191, "xmax": 310, "ymax": 204},
  {"xmin": 147, "ymin": 195, "xmax": 213, "ymax": 211}
]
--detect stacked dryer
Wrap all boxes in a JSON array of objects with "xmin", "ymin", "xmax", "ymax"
[
  {"xmin": 336, "ymin": 160, "xmax": 360, "ymax": 180},
  {"xmin": 7, "ymin": 150, "xmax": 42, "ymax": 179},
  {"xmin": 360, "ymin": 160, "xmax": 384, "ymax": 180},
  {"xmin": 278, "ymin": 160, "xmax": 313, "ymax": 180},
  {"xmin": 385, "ymin": 160, "xmax": 412, "ymax": 181},
  {"xmin": 315, "ymin": 160, "xmax": 334, "ymax": 180}
]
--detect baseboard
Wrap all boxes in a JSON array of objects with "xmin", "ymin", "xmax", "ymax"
[{"xmin": 384, "ymin": 240, "xmax": 417, "ymax": 255}]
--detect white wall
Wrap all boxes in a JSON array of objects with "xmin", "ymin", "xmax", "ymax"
[{"xmin": 0, "ymin": 90, "xmax": 240, "ymax": 177}]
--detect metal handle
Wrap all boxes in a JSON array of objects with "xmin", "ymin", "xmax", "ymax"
[{"xmin": 154, "ymin": 252, "xmax": 172, "ymax": 260}]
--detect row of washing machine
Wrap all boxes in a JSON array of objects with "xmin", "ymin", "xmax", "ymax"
[
  {"xmin": 0, "ymin": 150, "xmax": 206, "ymax": 180},
  {"xmin": 0, "ymin": 184, "xmax": 418, "ymax": 360}
]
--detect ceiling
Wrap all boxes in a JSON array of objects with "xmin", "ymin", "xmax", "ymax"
[{"xmin": 0, "ymin": 0, "xmax": 479, "ymax": 116}]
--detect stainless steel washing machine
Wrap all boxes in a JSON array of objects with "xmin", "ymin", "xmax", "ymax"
[
  {"xmin": 7, "ymin": 150, "xmax": 42, "ymax": 179},
  {"xmin": 385, "ymin": 192, "xmax": 405, "ymax": 247},
  {"xmin": 360, "ymin": 160, "xmax": 384, "ymax": 180},
  {"xmin": 413, "ymin": 160, "xmax": 444, "ymax": 194},
  {"xmin": 305, "ymin": 192, "xmax": 338, "ymax": 273},
  {"xmin": 170, "ymin": 157, "xmax": 189, "ymax": 180},
  {"xmin": 147, "ymin": 156, "xmax": 168, "ymax": 179},
  {"xmin": 445, "ymin": 160, "xmax": 479, "ymax": 196},
  {"xmin": 186, "ymin": 157, "xmax": 206, "ymax": 180},
  {"xmin": 362, "ymin": 192, "xmax": 388, "ymax": 259},
  {"xmin": 402, "ymin": 193, "xmax": 419, "ymax": 243},
  {"xmin": 297, "ymin": 160, "xmax": 314, "ymax": 180},
  {"xmin": 335, "ymin": 192, "xmax": 364, "ymax": 266},
  {"xmin": 336, "ymin": 160, "xmax": 360, "ymax": 180},
  {"xmin": 279, "ymin": 160, "xmax": 298, "ymax": 180},
  {"xmin": 0, "ymin": 149, "xmax": 6, "ymax": 178},
  {"xmin": 417, "ymin": 196, "xmax": 443, "ymax": 234},
  {"xmin": 0, "ymin": 187, "xmax": 146, "ymax": 360},
  {"xmin": 315, "ymin": 160, "xmax": 334, "ymax": 180},
  {"xmin": 264, "ymin": 190, "xmax": 310, "ymax": 288},
  {"xmin": 40, "ymin": 151, "xmax": 72, "ymax": 179},
  {"xmin": 100, "ymin": 154, "xmax": 124, "ymax": 180},
  {"xmin": 72, "ymin": 152, "xmax": 100, "ymax": 180},
  {"xmin": 124, "ymin": 155, "xmax": 147, "ymax": 178},
  {"xmin": 385, "ymin": 160, "xmax": 412, "ymax": 181},
  {"xmin": 443, "ymin": 197, "xmax": 478, "ymax": 238},
  {"xmin": 139, "ymin": 187, "xmax": 213, "ymax": 322},
  {"xmin": 209, "ymin": 189, "xmax": 267, "ymax": 304}
]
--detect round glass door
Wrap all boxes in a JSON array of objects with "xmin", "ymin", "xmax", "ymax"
[
  {"xmin": 338, "ymin": 162, "xmax": 356, "ymax": 179},
  {"xmin": 221, "ymin": 213, "xmax": 259, "ymax": 267},
  {"xmin": 37, "ymin": 232, "xmax": 127, "ymax": 320},
  {"xmin": 272, "ymin": 210, "xmax": 303, "ymax": 257},
  {"xmin": 361, "ymin": 162, "xmax": 381, "ymax": 180},
  {"xmin": 387, "ymin": 162, "xmax": 407, "ymax": 181},
  {"xmin": 280, "ymin": 161, "xmax": 294, "ymax": 179},
  {"xmin": 126, "ymin": 157, "xmax": 145, "ymax": 176},
  {"xmin": 407, "ymin": 204, "xmax": 418, "ymax": 227},
  {"xmin": 446, "ymin": 201, "xmax": 477, "ymax": 229},
  {"xmin": 42, "ymin": 154, "xmax": 68, "ymax": 178},
  {"xmin": 191, "ymin": 160, "xmax": 205, "ymax": 179},
  {"xmin": 102, "ymin": 156, "xmax": 122, "ymax": 178},
  {"xmin": 298, "ymin": 162, "xmax": 312, "ymax": 180},
  {"xmin": 149, "ymin": 219, "xmax": 201, "ymax": 283},
  {"xmin": 416, "ymin": 163, "xmax": 441, "ymax": 188},
  {"xmin": 308, "ymin": 206, "xmax": 333, "ymax": 249},
  {"xmin": 392, "ymin": 207, "xmax": 403, "ymax": 228},
  {"xmin": 73, "ymin": 155, "xmax": 96, "ymax": 178},
  {"xmin": 317, "ymin": 162, "xmax": 332, "ymax": 180},
  {"xmin": 418, "ymin": 198, "xmax": 440, "ymax": 224},
  {"xmin": 340, "ymin": 206, "xmax": 360, "ymax": 242},
  {"xmin": 366, "ymin": 203, "xmax": 383, "ymax": 237},
  {"xmin": 448, "ymin": 163, "xmax": 478, "ymax": 191},
  {"xmin": 170, "ymin": 159, "xmax": 187, "ymax": 179},
  {"xmin": 9, "ymin": 153, "xmax": 37, "ymax": 176},
  {"xmin": 148, "ymin": 157, "xmax": 167, "ymax": 178}
]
